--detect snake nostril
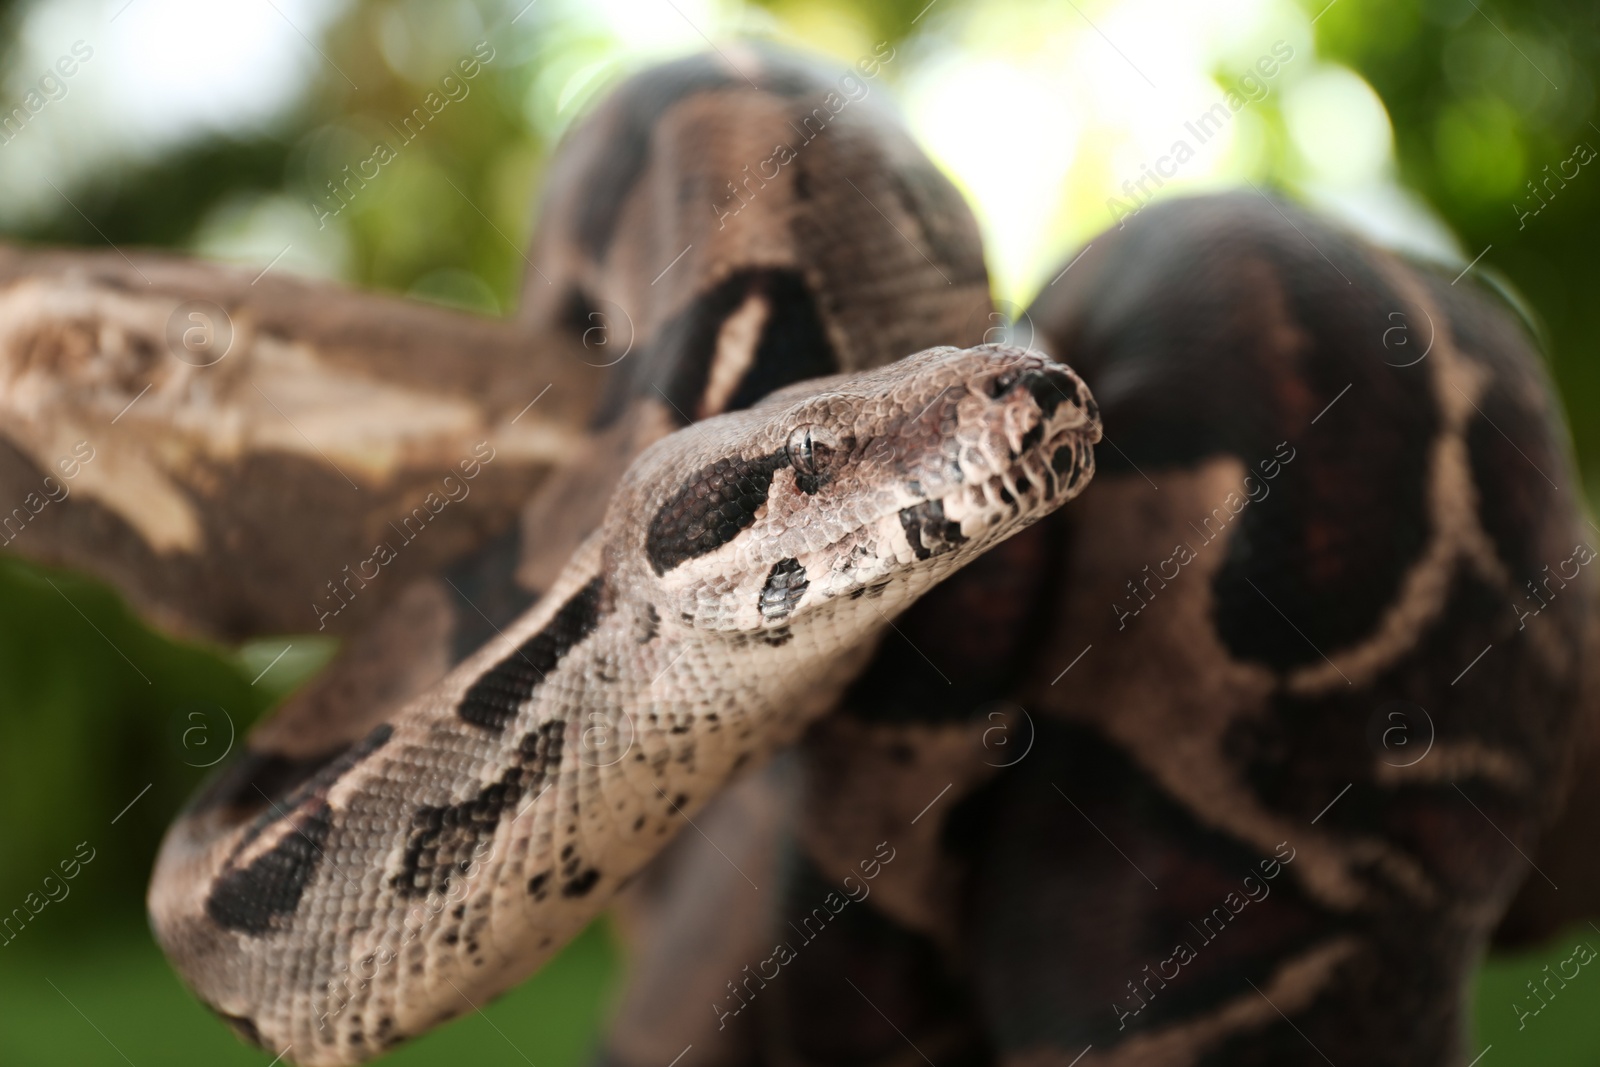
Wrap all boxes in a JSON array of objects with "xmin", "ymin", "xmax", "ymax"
[
  {"xmin": 987, "ymin": 369, "xmax": 1022, "ymax": 398},
  {"xmin": 1015, "ymin": 369, "xmax": 1079, "ymax": 420}
]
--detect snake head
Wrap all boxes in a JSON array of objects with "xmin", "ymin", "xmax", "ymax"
[{"xmin": 624, "ymin": 343, "xmax": 1101, "ymax": 635}]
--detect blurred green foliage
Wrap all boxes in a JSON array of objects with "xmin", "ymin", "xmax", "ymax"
[
  {"xmin": 0, "ymin": 921, "xmax": 615, "ymax": 1064},
  {"xmin": 1316, "ymin": 0, "xmax": 1600, "ymax": 489},
  {"xmin": 1, "ymin": 0, "xmax": 1597, "ymax": 1062}
]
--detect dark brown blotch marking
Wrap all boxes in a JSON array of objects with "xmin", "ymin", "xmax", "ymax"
[
  {"xmin": 205, "ymin": 803, "xmax": 334, "ymax": 935},
  {"xmin": 588, "ymin": 268, "xmax": 838, "ymax": 429},
  {"xmin": 190, "ymin": 722, "xmax": 394, "ymax": 824},
  {"xmin": 458, "ymin": 577, "xmax": 604, "ymax": 731},
  {"xmin": 646, "ymin": 451, "xmax": 790, "ymax": 574},
  {"xmin": 1052, "ymin": 442, "xmax": 1085, "ymax": 492},
  {"xmin": 1019, "ymin": 367, "xmax": 1079, "ymax": 421},
  {"xmin": 899, "ymin": 499, "xmax": 966, "ymax": 561},
  {"xmin": 562, "ymin": 868, "xmax": 602, "ymax": 897},
  {"xmin": 759, "ymin": 557, "xmax": 808, "ymax": 621},
  {"xmin": 393, "ymin": 721, "xmax": 565, "ymax": 899},
  {"xmin": 187, "ymin": 749, "xmax": 336, "ymax": 818},
  {"xmin": 728, "ymin": 272, "xmax": 839, "ymax": 415}
]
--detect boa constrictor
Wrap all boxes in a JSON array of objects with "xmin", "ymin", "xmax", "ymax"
[
  {"xmin": 152, "ymin": 340, "xmax": 1101, "ymax": 1060},
  {"xmin": 0, "ymin": 42, "xmax": 1592, "ymax": 1067}
]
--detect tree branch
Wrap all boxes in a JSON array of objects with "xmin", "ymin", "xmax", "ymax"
[{"xmin": 0, "ymin": 243, "xmax": 601, "ymax": 641}]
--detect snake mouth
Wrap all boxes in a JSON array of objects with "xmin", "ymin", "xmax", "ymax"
[
  {"xmin": 901, "ymin": 422, "xmax": 1096, "ymax": 563},
  {"xmin": 897, "ymin": 362, "xmax": 1101, "ymax": 560}
]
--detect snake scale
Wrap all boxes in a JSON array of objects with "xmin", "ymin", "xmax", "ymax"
[{"xmin": 1, "ymin": 42, "xmax": 1595, "ymax": 1067}]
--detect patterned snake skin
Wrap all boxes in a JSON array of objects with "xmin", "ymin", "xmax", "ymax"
[
  {"xmin": 0, "ymin": 42, "xmax": 1591, "ymax": 1067},
  {"xmin": 150, "ymin": 339, "xmax": 1101, "ymax": 1063}
]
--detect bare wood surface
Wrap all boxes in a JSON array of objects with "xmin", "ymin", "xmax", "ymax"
[{"xmin": 0, "ymin": 243, "xmax": 604, "ymax": 640}]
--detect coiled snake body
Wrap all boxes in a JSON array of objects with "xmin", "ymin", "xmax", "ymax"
[{"xmin": 0, "ymin": 43, "xmax": 1593, "ymax": 1067}]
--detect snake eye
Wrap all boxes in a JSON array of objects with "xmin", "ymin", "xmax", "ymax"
[{"xmin": 786, "ymin": 425, "xmax": 840, "ymax": 479}]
